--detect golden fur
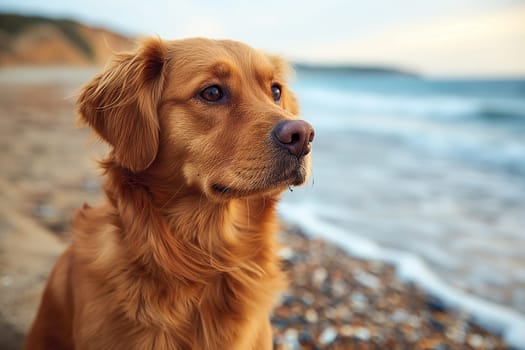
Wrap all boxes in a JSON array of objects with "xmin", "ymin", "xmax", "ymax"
[{"xmin": 24, "ymin": 37, "xmax": 313, "ymax": 350}]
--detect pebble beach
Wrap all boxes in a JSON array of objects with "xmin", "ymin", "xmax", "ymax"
[{"xmin": 272, "ymin": 227, "xmax": 508, "ymax": 349}]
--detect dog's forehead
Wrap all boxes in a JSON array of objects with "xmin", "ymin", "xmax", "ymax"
[{"xmin": 167, "ymin": 38, "xmax": 279, "ymax": 80}]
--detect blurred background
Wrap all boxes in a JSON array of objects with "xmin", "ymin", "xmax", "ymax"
[{"xmin": 0, "ymin": 0, "xmax": 524, "ymax": 348}]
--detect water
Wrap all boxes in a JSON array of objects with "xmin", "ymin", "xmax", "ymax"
[{"xmin": 282, "ymin": 70, "xmax": 525, "ymax": 317}]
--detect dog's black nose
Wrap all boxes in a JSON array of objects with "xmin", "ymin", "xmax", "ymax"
[{"xmin": 272, "ymin": 120, "xmax": 315, "ymax": 157}]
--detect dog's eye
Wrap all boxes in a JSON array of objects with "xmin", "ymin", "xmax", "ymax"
[
  {"xmin": 271, "ymin": 84, "xmax": 282, "ymax": 102},
  {"xmin": 199, "ymin": 85, "xmax": 224, "ymax": 102}
]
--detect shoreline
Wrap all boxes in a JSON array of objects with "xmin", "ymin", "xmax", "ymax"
[
  {"xmin": 272, "ymin": 225, "xmax": 509, "ymax": 349},
  {"xmin": 279, "ymin": 202, "xmax": 524, "ymax": 349}
]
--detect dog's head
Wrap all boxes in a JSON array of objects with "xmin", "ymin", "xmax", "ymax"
[{"xmin": 78, "ymin": 37, "xmax": 314, "ymax": 201}]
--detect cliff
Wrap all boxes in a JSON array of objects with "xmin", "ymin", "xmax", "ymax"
[{"xmin": 0, "ymin": 13, "xmax": 133, "ymax": 66}]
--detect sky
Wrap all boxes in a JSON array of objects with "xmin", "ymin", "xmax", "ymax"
[{"xmin": 1, "ymin": 0, "xmax": 524, "ymax": 77}]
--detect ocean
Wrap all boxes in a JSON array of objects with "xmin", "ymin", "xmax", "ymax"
[{"xmin": 280, "ymin": 69, "xmax": 525, "ymax": 345}]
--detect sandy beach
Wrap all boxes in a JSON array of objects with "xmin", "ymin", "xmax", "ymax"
[{"xmin": 0, "ymin": 67, "xmax": 510, "ymax": 349}]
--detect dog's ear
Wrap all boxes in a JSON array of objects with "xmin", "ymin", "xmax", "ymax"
[
  {"xmin": 267, "ymin": 55, "xmax": 300, "ymax": 115},
  {"xmin": 77, "ymin": 38, "xmax": 166, "ymax": 172}
]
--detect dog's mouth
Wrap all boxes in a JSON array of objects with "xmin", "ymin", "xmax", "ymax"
[{"xmin": 210, "ymin": 158, "xmax": 308, "ymax": 198}]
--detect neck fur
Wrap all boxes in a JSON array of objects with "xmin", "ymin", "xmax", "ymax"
[{"xmin": 100, "ymin": 161, "xmax": 282, "ymax": 286}]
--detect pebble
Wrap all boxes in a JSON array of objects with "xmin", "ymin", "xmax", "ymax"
[
  {"xmin": 446, "ymin": 320, "xmax": 467, "ymax": 343},
  {"xmin": 391, "ymin": 309, "xmax": 408, "ymax": 323},
  {"xmin": 350, "ymin": 291, "xmax": 368, "ymax": 311},
  {"xmin": 354, "ymin": 269, "xmax": 381, "ymax": 290},
  {"xmin": 305, "ymin": 308, "xmax": 318, "ymax": 323},
  {"xmin": 354, "ymin": 326, "xmax": 371, "ymax": 341},
  {"xmin": 318, "ymin": 327, "xmax": 337, "ymax": 345},
  {"xmin": 407, "ymin": 314, "xmax": 421, "ymax": 328},
  {"xmin": 467, "ymin": 334, "xmax": 485, "ymax": 348},
  {"xmin": 312, "ymin": 267, "xmax": 327, "ymax": 287},
  {"xmin": 282, "ymin": 328, "xmax": 300, "ymax": 350},
  {"xmin": 332, "ymin": 279, "xmax": 347, "ymax": 297},
  {"xmin": 301, "ymin": 291, "xmax": 315, "ymax": 306},
  {"xmin": 340, "ymin": 325, "xmax": 354, "ymax": 337}
]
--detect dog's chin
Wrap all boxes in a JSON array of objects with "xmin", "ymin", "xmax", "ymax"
[{"xmin": 207, "ymin": 162, "xmax": 309, "ymax": 201}]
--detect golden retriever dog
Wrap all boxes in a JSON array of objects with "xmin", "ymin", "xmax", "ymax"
[{"xmin": 24, "ymin": 37, "xmax": 314, "ymax": 350}]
